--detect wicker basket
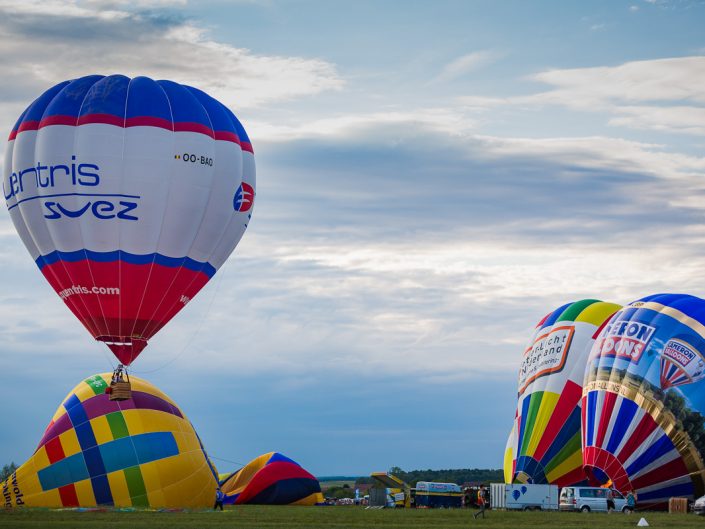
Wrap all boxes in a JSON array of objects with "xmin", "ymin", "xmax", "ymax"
[
  {"xmin": 668, "ymin": 497, "xmax": 688, "ymax": 513},
  {"xmin": 109, "ymin": 380, "xmax": 132, "ymax": 401}
]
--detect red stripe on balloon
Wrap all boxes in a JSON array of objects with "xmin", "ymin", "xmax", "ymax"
[
  {"xmin": 214, "ymin": 130, "xmax": 242, "ymax": 145},
  {"xmin": 630, "ymin": 457, "xmax": 687, "ymax": 491},
  {"xmin": 554, "ymin": 466, "xmax": 587, "ymax": 488},
  {"xmin": 532, "ymin": 381, "xmax": 582, "ymax": 462},
  {"xmin": 41, "ymin": 259, "xmax": 210, "ymax": 364},
  {"xmin": 173, "ymin": 121, "xmax": 215, "ymax": 137},
  {"xmin": 39, "ymin": 115, "xmax": 78, "ymax": 128},
  {"xmin": 58, "ymin": 485, "xmax": 80, "ymax": 507},
  {"xmin": 595, "ymin": 391, "xmax": 618, "ymax": 448},
  {"xmin": 77, "ymin": 113, "xmax": 125, "ymax": 127},
  {"xmin": 125, "ymin": 116, "xmax": 174, "ymax": 130},
  {"xmin": 236, "ymin": 462, "xmax": 315, "ymax": 504},
  {"xmin": 44, "ymin": 436, "xmax": 66, "ymax": 464},
  {"xmin": 616, "ymin": 414, "xmax": 658, "ymax": 464}
]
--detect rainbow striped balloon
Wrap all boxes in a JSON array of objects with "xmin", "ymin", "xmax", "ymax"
[
  {"xmin": 505, "ymin": 299, "xmax": 621, "ymax": 486},
  {"xmin": 1, "ymin": 374, "xmax": 218, "ymax": 509}
]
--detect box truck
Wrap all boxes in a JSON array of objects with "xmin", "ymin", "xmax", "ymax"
[{"xmin": 493, "ymin": 483, "xmax": 559, "ymax": 511}]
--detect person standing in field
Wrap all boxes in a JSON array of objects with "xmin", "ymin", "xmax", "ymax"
[
  {"xmin": 626, "ymin": 490, "xmax": 636, "ymax": 513},
  {"xmin": 214, "ymin": 487, "xmax": 225, "ymax": 511},
  {"xmin": 473, "ymin": 485, "xmax": 488, "ymax": 519},
  {"xmin": 606, "ymin": 488, "xmax": 615, "ymax": 513}
]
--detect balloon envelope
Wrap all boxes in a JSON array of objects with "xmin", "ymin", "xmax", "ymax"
[
  {"xmin": 582, "ymin": 293, "xmax": 705, "ymax": 507},
  {"xmin": 220, "ymin": 452, "xmax": 324, "ymax": 505},
  {"xmin": 3, "ymin": 75, "xmax": 255, "ymax": 365},
  {"xmin": 1, "ymin": 373, "xmax": 218, "ymax": 509},
  {"xmin": 506, "ymin": 299, "xmax": 621, "ymax": 487}
]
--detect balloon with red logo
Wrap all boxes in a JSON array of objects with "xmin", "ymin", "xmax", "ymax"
[{"xmin": 4, "ymin": 75, "xmax": 255, "ymax": 365}]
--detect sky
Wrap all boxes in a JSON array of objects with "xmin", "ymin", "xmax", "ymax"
[{"xmin": 1, "ymin": 0, "xmax": 705, "ymax": 477}]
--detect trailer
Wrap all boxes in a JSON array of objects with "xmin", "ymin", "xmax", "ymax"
[
  {"xmin": 414, "ymin": 482, "xmax": 463, "ymax": 508},
  {"xmin": 490, "ymin": 483, "xmax": 506, "ymax": 509},
  {"xmin": 500, "ymin": 483, "xmax": 559, "ymax": 511}
]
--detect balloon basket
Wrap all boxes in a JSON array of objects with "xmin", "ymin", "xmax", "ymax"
[{"xmin": 109, "ymin": 380, "xmax": 132, "ymax": 401}]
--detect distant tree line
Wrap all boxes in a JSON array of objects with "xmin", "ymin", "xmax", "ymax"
[
  {"xmin": 356, "ymin": 467, "xmax": 503, "ymax": 487},
  {"xmin": 1, "ymin": 462, "xmax": 17, "ymax": 481}
]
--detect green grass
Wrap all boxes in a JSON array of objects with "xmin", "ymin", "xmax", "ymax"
[{"xmin": 0, "ymin": 506, "xmax": 700, "ymax": 529}]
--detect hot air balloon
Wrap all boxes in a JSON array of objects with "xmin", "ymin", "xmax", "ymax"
[
  {"xmin": 506, "ymin": 299, "xmax": 621, "ymax": 487},
  {"xmin": 3, "ymin": 75, "xmax": 255, "ymax": 367},
  {"xmin": 0, "ymin": 374, "xmax": 219, "ymax": 509},
  {"xmin": 582, "ymin": 293, "xmax": 705, "ymax": 508},
  {"xmin": 220, "ymin": 452, "xmax": 324, "ymax": 506}
]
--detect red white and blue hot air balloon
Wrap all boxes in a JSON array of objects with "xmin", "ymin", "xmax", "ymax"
[
  {"xmin": 4, "ymin": 75, "xmax": 255, "ymax": 365},
  {"xmin": 582, "ymin": 293, "xmax": 705, "ymax": 508}
]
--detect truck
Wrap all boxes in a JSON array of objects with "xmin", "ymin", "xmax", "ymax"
[{"xmin": 492, "ymin": 483, "xmax": 559, "ymax": 511}]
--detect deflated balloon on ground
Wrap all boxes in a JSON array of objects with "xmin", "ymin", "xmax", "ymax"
[{"xmin": 1, "ymin": 373, "xmax": 219, "ymax": 509}]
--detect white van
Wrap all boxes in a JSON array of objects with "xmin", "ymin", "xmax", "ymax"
[{"xmin": 559, "ymin": 487, "xmax": 630, "ymax": 513}]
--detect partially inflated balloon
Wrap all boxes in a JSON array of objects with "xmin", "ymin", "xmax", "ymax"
[
  {"xmin": 506, "ymin": 299, "xmax": 621, "ymax": 487},
  {"xmin": 0, "ymin": 374, "xmax": 218, "ymax": 509},
  {"xmin": 582, "ymin": 293, "xmax": 705, "ymax": 508},
  {"xmin": 220, "ymin": 452, "xmax": 324, "ymax": 506},
  {"xmin": 4, "ymin": 75, "xmax": 255, "ymax": 365}
]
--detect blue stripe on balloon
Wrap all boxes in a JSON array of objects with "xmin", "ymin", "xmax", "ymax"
[
  {"xmin": 539, "ymin": 406, "xmax": 581, "ymax": 468},
  {"xmin": 625, "ymin": 434, "xmax": 675, "ymax": 477},
  {"xmin": 43, "ymin": 75, "xmax": 104, "ymax": 121},
  {"xmin": 517, "ymin": 396, "xmax": 531, "ymax": 457},
  {"xmin": 12, "ymin": 80, "xmax": 72, "ymax": 131},
  {"xmin": 37, "ymin": 432, "xmax": 178, "ymax": 492},
  {"xmin": 100, "ymin": 433, "xmax": 178, "ymax": 474},
  {"xmin": 186, "ymin": 86, "xmax": 238, "ymax": 135},
  {"xmin": 539, "ymin": 302, "xmax": 573, "ymax": 330},
  {"xmin": 586, "ymin": 391, "xmax": 597, "ymax": 447},
  {"xmin": 605, "ymin": 397, "xmax": 637, "ymax": 454},
  {"xmin": 268, "ymin": 453, "xmax": 298, "ymax": 465},
  {"xmin": 637, "ymin": 481, "xmax": 694, "ymax": 502},
  {"xmin": 514, "ymin": 456, "xmax": 546, "ymax": 484},
  {"xmin": 63, "ymin": 394, "xmax": 113, "ymax": 505},
  {"xmin": 247, "ymin": 477, "xmax": 321, "ymax": 505},
  {"xmin": 78, "ymin": 75, "xmax": 130, "ymax": 119},
  {"xmin": 91, "ymin": 474, "xmax": 114, "ymax": 506},
  {"xmin": 64, "ymin": 394, "xmax": 90, "ymax": 429},
  {"xmin": 156, "ymin": 80, "xmax": 213, "ymax": 130},
  {"xmin": 126, "ymin": 76, "xmax": 173, "ymax": 122},
  {"xmin": 36, "ymin": 250, "xmax": 216, "ymax": 278}
]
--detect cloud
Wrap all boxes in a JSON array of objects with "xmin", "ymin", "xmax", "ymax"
[
  {"xmin": 0, "ymin": 0, "xmax": 343, "ymax": 117},
  {"xmin": 529, "ymin": 56, "xmax": 705, "ymax": 107},
  {"xmin": 608, "ymin": 105, "xmax": 705, "ymax": 135},
  {"xmin": 457, "ymin": 55, "xmax": 705, "ymax": 136},
  {"xmin": 434, "ymin": 50, "xmax": 501, "ymax": 83}
]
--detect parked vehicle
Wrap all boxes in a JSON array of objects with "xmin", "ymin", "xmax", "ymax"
[
  {"xmin": 414, "ymin": 482, "xmax": 463, "ymax": 508},
  {"xmin": 559, "ymin": 486, "xmax": 630, "ymax": 513},
  {"xmin": 503, "ymin": 484, "xmax": 559, "ymax": 511},
  {"xmin": 694, "ymin": 494, "xmax": 705, "ymax": 515}
]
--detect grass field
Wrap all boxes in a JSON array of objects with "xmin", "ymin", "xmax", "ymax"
[{"xmin": 0, "ymin": 506, "xmax": 701, "ymax": 529}]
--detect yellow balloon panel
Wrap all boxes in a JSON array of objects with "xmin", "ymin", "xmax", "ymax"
[{"xmin": 1, "ymin": 374, "xmax": 218, "ymax": 509}]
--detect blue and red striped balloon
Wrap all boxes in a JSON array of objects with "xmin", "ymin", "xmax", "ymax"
[
  {"xmin": 582, "ymin": 293, "xmax": 705, "ymax": 508},
  {"xmin": 4, "ymin": 75, "xmax": 255, "ymax": 365}
]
